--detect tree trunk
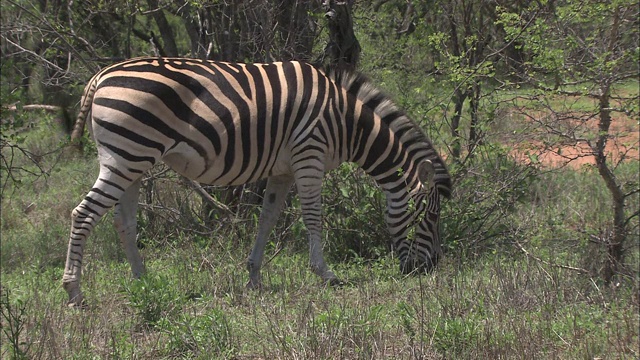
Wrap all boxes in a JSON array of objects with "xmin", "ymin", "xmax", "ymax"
[
  {"xmin": 467, "ymin": 81, "xmax": 481, "ymax": 157},
  {"xmin": 323, "ymin": 0, "xmax": 360, "ymax": 69},
  {"xmin": 278, "ymin": 0, "xmax": 319, "ymax": 61},
  {"xmin": 450, "ymin": 88, "xmax": 467, "ymax": 160},
  {"xmin": 594, "ymin": 85, "xmax": 627, "ymax": 284},
  {"xmin": 179, "ymin": 4, "xmax": 209, "ymax": 60},
  {"xmin": 147, "ymin": 0, "xmax": 179, "ymax": 57},
  {"xmin": 594, "ymin": 7, "xmax": 627, "ymax": 285}
]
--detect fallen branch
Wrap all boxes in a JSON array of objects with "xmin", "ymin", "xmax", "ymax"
[
  {"xmin": 5, "ymin": 104, "xmax": 62, "ymax": 112},
  {"xmin": 514, "ymin": 240, "xmax": 590, "ymax": 275}
]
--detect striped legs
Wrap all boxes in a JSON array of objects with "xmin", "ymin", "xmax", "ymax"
[
  {"xmin": 246, "ymin": 165, "xmax": 341, "ymax": 288},
  {"xmin": 293, "ymin": 166, "xmax": 339, "ymax": 285},
  {"xmin": 246, "ymin": 175, "xmax": 294, "ymax": 289},
  {"xmin": 62, "ymin": 166, "xmax": 143, "ymax": 307},
  {"xmin": 113, "ymin": 179, "xmax": 145, "ymax": 279}
]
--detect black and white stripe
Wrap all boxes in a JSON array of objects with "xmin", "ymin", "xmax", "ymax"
[{"xmin": 62, "ymin": 57, "xmax": 451, "ymax": 305}]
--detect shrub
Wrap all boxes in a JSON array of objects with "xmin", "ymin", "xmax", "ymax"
[
  {"xmin": 158, "ymin": 308, "xmax": 235, "ymax": 358},
  {"xmin": 121, "ymin": 274, "xmax": 183, "ymax": 327}
]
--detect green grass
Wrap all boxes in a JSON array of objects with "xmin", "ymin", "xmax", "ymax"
[
  {"xmin": 1, "ymin": 114, "xmax": 638, "ymax": 359},
  {"xmin": 1, "ymin": 245, "xmax": 637, "ymax": 359}
]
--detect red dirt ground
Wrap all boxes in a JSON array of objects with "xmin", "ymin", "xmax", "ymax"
[{"xmin": 508, "ymin": 111, "xmax": 639, "ymax": 169}]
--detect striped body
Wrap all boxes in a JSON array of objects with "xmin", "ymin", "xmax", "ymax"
[{"xmin": 63, "ymin": 58, "xmax": 451, "ymax": 306}]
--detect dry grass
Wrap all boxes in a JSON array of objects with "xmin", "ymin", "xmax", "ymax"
[{"xmin": 1, "ymin": 237, "xmax": 638, "ymax": 359}]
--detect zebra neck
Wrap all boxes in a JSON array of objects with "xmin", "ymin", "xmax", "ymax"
[{"xmin": 346, "ymin": 106, "xmax": 392, "ymax": 169}]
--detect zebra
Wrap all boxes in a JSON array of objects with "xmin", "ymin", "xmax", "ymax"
[{"xmin": 63, "ymin": 57, "xmax": 452, "ymax": 306}]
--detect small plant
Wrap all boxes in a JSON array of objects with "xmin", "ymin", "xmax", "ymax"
[
  {"xmin": 0, "ymin": 289, "xmax": 31, "ymax": 360},
  {"xmin": 121, "ymin": 274, "xmax": 183, "ymax": 327},
  {"xmin": 432, "ymin": 316, "xmax": 481, "ymax": 354},
  {"xmin": 396, "ymin": 301, "xmax": 417, "ymax": 345},
  {"xmin": 159, "ymin": 308, "xmax": 235, "ymax": 358}
]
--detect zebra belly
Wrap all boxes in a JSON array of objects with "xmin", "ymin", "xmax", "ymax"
[
  {"xmin": 164, "ymin": 146, "xmax": 293, "ymax": 186},
  {"xmin": 162, "ymin": 143, "xmax": 211, "ymax": 181}
]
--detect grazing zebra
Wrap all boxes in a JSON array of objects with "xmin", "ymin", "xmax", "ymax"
[{"xmin": 63, "ymin": 57, "xmax": 452, "ymax": 306}]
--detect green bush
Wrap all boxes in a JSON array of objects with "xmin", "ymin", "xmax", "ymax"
[
  {"xmin": 442, "ymin": 142, "xmax": 538, "ymax": 255},
  {"xmin": 121, "ymin": 274, "xmax": 183, "ymax": 327},
  {"xmin": 322, "ymin": 163, "xmax": 388, "ymax": 262},
  {"xmin": 0, "ymin": 289, "xmax": 31, "ymax": 360},
  {"xmin": 158, "ymin": 308, "xmax": 235, "ymax": 358}
]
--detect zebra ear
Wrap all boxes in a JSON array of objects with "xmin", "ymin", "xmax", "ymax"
[{"xmin": 417, "ymin": 159, "xmax": 435, "ymax": 187}]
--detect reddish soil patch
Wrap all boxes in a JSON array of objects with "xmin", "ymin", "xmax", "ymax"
[{"xmin": 508, "ymin": 110, "xmax": 639, "ymax": 169}]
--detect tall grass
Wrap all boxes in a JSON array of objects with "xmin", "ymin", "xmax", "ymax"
[{"xmin": 2, "ymin": 244, "xmax": 637, "ymax": 358}]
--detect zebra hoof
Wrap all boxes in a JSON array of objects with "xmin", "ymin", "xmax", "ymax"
[
  {"xmin": 245, "ymin": 279, "xmax": 263, "ymax": 290},
  {"xmin": 66, "ymin": 296, "xmax": 88, "ymax": 310},
  {"xmin": 63, "ymin": 282, "xmax": 86, "ymax": 308},
  {"xmin": 325, "ymin": 278, "xmax": 345, "ymax": 287}
]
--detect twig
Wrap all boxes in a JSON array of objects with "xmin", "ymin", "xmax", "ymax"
[
  {"xmin": 514, "ymin": 240, "xmax": 590, "ymax": 275},
  {"xmin": 183, "ymin": 179, "xmax": 233, "ymax": 215},
  {"xmin": 2, "ymin": 38, "xmax": 65, "ymax": 72},
  {"xmin": 263, "ymin": 246, "xmax": 285, "ymax": 267}
]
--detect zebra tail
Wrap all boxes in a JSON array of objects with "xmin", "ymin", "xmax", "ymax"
[{"xmin": 70, "ymin": 74, "xmax": 99, "ymax": 150}]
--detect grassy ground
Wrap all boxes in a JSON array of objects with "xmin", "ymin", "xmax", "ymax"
[
  {"xmin": 1, "ymin": 242, "xmax": 637, "ymax": 359},
  {"xmin": 1, "ymin": 115, "xmax": 638, "ymax": 359}
]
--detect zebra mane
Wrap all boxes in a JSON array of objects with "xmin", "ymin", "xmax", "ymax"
[{"xmin": 322, "ymin": 65, "xmax": 452, "ymax": 197}]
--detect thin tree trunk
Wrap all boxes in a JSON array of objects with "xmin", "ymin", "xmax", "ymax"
[
  {"xmin": 595, "ymin": 7, "xmax": 626, "ymax": 285},
  {"xmin": 450, "ymin": 88, "xmax": 467, "ymax": 161},
  {"xmin": 467, "ymin": 81, "xmax": 481, "ymax": 157},
  {"xmin": 595, "ymin": 85, "xmax": 627, "ymax": 284},
  {"xmin": 147, "ymin": 0, "xmax": 178, "ymax": 57}
]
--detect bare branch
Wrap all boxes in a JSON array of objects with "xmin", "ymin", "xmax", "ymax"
[
  {"xmin": 515, "ymin": 240, "xmax": 590, "ymax": 275},
  {"xmin": 624, "ymin": 209, "xmax": 639, "ymax": 228},
  {"xmin": 2, "ymin": 37, "xmax": 65, "ymax": 72},
  {"xmin": 182, "ymin": 178, "xmax": 233, "ymax": 216},
  {"xmin": 4, "ymin": 105, "xmax": 61, "ymax": 112}
]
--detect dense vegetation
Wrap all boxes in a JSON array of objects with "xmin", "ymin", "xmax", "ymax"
[{"xmin": 1, "ymin": 0, "xmax": 638, "ymax": 358}]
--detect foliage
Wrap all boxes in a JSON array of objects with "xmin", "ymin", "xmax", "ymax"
[
  {"xmin": 157, "ymin": 308, "xmax": 235, "ymax": 358},
  {"xmin": 0, "ymin": 289, "xmax": 30, "ymax": 360},
  {"xmin": 322, "ymin": 163, "xmax": 388, "ymax": 261},
  {"xmin": 495, "ymin": 0, "xmax": 639, "ymax": 282},
  {"xmin": 442, "ymin": 143, "xmax": 538, "ymax": 254},
  {"xmin": 121, "ymin": 273, "xmax": 184, "ymax": 327}
]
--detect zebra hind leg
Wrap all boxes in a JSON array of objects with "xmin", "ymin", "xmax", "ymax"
[
  {"xmin": 62, "ymin": 166, "xmax": 142, "ymax": 307},
  {"xmin": 246, "ymin": 174, "xmax": 294, "ymax": 289},
  {"xmin": 113, "ymin": 178, "xmax": 145, "ymax": 279}
]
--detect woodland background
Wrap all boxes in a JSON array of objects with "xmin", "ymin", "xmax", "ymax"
[{"xmin": 1, "ymin": 1, "xmax": 639, "ymax": 359}]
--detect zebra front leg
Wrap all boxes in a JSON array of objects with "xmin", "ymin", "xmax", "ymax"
[
  {"xmin": 246, "ymin": 175, "xmax": 294, "ymax": 289},
  {"xmin": 293, "ymin": 167, "xmax": 340, "ymax": 285},
  {"xmin": 113, "ymin": 179, "xmax": 145, "ymax": 279}
]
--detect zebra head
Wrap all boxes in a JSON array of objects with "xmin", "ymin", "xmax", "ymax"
[{"xmin": 391, "ymin": 159, "xmax": 449, "ymax": 275}]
